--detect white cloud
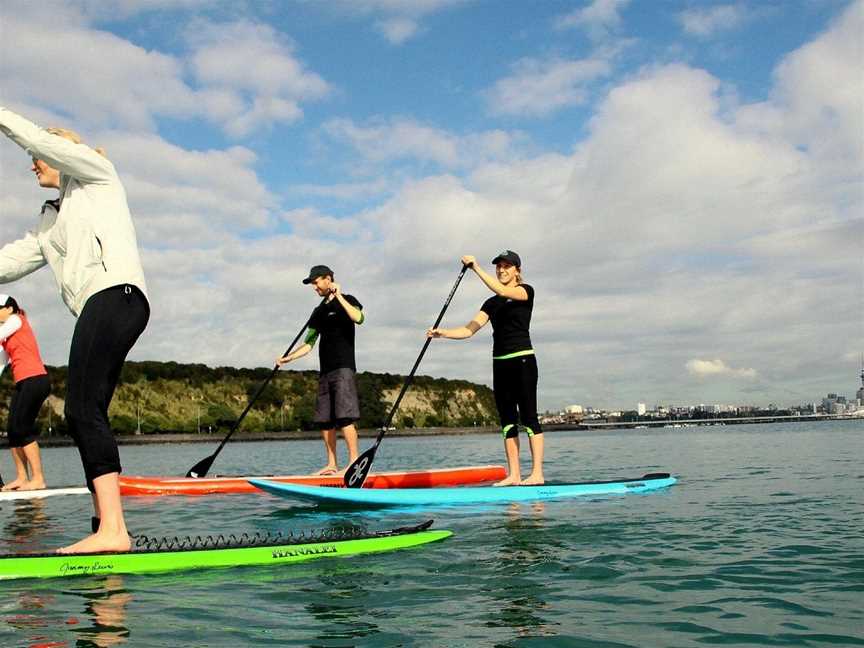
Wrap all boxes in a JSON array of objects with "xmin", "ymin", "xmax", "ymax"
[
  {"xmin": 0, "ymin": 11, "xmax": 198, "ymax": 131},
  {"xmin": 0, "ymin": 9, "xmax": 330, "ymax": 138},
  {"xmin": 282, "ymin": 208, "xmax": 365, "ymax": 240},
  {"xmin": 377, "ymin": 17, "xmax": 419, "ymax": 44},
  {"xmin": 97, "ymin": 133, "xmax": 271, "ymax": 235},
  {"xmin": 77, "ymin": 0, "xmax": 212, "ymax": 19},
  {"xmin": 323, "ymin": 117, "xmax": 524, "ymax": 169},
  {"xmin": 328, "ymin": 0, "xmax": 470, "ymax": 44},
  {"xmin": 736, "ymin": 0, "xmax": 863, "ymax": 167},
  {"xmin": 468, "ymin": 153, "xmax": 572, "ymax": 203},
  {"xmin": 687, "ymin": 359, "xmax": 758, "ymax": 379},
  {"xmin": 678, "ymin": 4, "xmax": 750, "ymax": 38},
  {"xmin": 555, "ymin": 0, "xmax": 631, "ymax": 41},
  {"xmin": 344, "ymin": 7, "xmax": 861, "ymax": 407},
  {"xmin": 485, "ymin": 57, "xmax": 612, "ymax": 117},
  {"xmin": 186, "ymin": 20, "xmax": 331, "ymax": 137},
  {"xmin": 1, "ymin": 1, "xmax": 860, "ymax": 412},
  {"xmin": 288, "ymin": 179, "xmax": 391, "ymax": 201}
]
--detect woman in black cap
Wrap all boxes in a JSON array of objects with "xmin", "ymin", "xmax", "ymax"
[{"xmin": 428, "ymin": 251, "xmax": 543, "ymax": 485}]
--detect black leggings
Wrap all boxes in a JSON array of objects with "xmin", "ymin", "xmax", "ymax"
[
  {"xmin": 65, "ymin": 285, "xmax": 149, "ymax": 491},
  {"xmin": 8, "ymin": 374, "xmax": 51, "ymax": 448},
  {"xmin": 492, "ymin": 354, "xmax": 542, "ymax": 438}
]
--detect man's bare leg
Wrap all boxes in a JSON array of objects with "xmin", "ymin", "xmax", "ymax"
[
  {"xmin": 313, "ymin": 428, "xmax": 339, "ymax": 474},
  {"xmin": 341, "ymin": 423, "xmax": 359, "ymax": 463}
]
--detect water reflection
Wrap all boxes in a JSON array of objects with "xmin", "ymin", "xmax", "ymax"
[
  {"xmin": 67, "ymin": 576, "xmax": 133, "ymax": 647},
  {"xmin": 482, "ymin": 502, "xmax": 561, "ymax": 638},
  {"xmin": 279, "ymin": 517, "xmax": 383, "ymax": 644},
  {"xmin": 2, "ymin": 576, "xmax": 131, "ymax": 648},
  {"xmin": 306, "ymin": 572, "xmax": 381, "ymax": 644},
  {"xmin": 3, "ymin": 499, "xmax": 50, "ymax": 548},
  {"xmin": 3, "ymin": 587, "xmax": 59, "ymax": 641}
]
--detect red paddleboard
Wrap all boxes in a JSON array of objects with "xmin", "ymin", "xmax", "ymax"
[{"xmin": 119, "ymin": 465, "xmax": 506, "ymax": 496}]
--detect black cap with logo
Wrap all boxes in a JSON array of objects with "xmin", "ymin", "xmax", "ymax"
[
  {"xmin": 302, "ymin": 265, "xmax": 334, "ymax": 284},
  {"xmin": 491, "ymin": 250, "xmax": 521, "ymax": 268}
]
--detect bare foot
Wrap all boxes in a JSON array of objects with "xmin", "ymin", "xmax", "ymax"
[
  {"xmin": 57, "ymin": 531, "xmax": 131, "ymax": 555},
  {"xmin": 313, "ymin": 465, "xmax": 338, "ymax": 476},
  {"xmin": 1, "ymin": 479, "xmax": 25, "ymax": 491},
  {"xmin": 520, "ymin": 474, "xmax": 545, "ymax": 486},
  {"xmin": 19, "ymin": 479, "xmax": 47, "ymax": 491},
  {"xmin": 493, "ymin": 476, "xmax": 521, "ymax": 487}
]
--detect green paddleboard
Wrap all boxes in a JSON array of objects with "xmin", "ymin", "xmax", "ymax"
[{"xmin": 0, "ymin": 520, "xmax": 450, "ymax": 580}]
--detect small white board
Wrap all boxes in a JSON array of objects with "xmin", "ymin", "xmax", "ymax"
[{"xmin": 0, "ymin": 486, "xmax": 88, "ymax": 501}]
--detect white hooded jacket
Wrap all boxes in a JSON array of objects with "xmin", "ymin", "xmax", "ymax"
[{"xmin": 0, "ymin": 107, "xmax": 148, "ymax": 317}]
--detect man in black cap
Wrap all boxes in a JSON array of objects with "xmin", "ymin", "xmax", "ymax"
[{"xmin": 277, "ymin": 265, "xmax": 364, "ymax": 475}]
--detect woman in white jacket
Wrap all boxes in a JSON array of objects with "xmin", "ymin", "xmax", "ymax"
[{"xmin": 0, "ymin": 106, "xmax": 150, "ymax": 554}]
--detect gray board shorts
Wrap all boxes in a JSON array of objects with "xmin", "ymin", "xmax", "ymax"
[{"xmin": 314, "ymin": 367, "xmax": 361, "ymax": 428}]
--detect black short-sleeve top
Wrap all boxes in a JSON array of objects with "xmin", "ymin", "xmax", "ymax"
[
  {"xmin": 306, "ymin": 294, "xmax": 363, "ymax": 373},
  {"xmin": 479, "ymin": 284, "xmax": 534, "ymax": 358}
]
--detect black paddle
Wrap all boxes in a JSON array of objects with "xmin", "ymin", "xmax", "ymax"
[
  {"xmin": 185, "ymin": 296, "xmax": 328, "ymax": 478},
  {"xmin": 344, "ymin": 264, "xmax": 469, "ymax": 488}
]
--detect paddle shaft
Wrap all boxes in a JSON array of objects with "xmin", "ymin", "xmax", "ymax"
[
  {"xmin": 186, "ymin": 295, "xmax": 328, "ymax": 478},
  {"xmin": 345, "ymin": 264, "xmax": 468, "ymax": 487}
]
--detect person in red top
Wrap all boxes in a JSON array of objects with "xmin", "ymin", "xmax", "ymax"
[{"xmin": 0, "ymin": 294, "xmax": 51, "ymax": 491}]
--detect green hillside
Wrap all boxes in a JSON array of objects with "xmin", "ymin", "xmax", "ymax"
[{"xmin": 0, "ymin": 361, "xmax": 497, "ymax": 436}]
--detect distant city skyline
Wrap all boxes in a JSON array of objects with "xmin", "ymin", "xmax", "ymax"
[{"xmin": 557, "ymin": 362, "xmax": 864, "ymax": 413}]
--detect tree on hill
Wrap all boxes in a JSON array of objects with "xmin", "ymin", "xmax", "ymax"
[{"xmin": 0, "ymin": 361, "xmax": 496, "ymax": 436}]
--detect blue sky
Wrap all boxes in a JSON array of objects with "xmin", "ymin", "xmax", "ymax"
[{"xmin": 0, "ymin": 0, "xmax": 861, "ymax": 411}]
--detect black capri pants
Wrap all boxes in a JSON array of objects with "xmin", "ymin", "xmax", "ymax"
[
  {"xmin": 492, "ymin": 354, "xmax": 542, "ymax": 437},
  {"xmin": 65, "ymin": 285, "xmax": 149, "ymax": 491},
  {"xmin": 8, "ymin": 373, "xmax": 51, "ymax": 448}
]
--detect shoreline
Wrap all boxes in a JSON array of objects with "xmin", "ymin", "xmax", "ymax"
[
  {"xmin": 16, "ymin": 426, "xmax": 502, "ymax": 448},
  {"xmin": 9, "ymin": 414, "xmax": 859, "ymax": 449}
]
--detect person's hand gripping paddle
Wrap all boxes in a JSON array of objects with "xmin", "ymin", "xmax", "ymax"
[{"xmin": 344, "ymin": 264, "xmax": 469, "ymax": 488}]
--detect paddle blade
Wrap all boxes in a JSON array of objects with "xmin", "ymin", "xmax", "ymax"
[
  {"xmin": 343, "ymin": 444, "xmax": 378, "ymax": 488},
  {"xmin": 186, "ymin": 454, "xmax": 215, "ymax": 479}
]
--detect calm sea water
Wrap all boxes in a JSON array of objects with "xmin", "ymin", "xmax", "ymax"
[{"xmin": 1, "ymin": 420, "xmax": 862, "ymax": 647}]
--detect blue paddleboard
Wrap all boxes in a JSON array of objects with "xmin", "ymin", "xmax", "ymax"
[{"xmin": 249, "ymin": 472, "xmax": 676, "ymax": 506}]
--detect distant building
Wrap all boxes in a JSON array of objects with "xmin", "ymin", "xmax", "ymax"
[
  {"xmin": 830, "ymin": 401, "xmax": 847, "ymax": 415},
  {"xmin": 637, "ymin": 403, "xmax": 647, "ymax": 416},
  {"xmin": 562, "ymin": 404, "xmax": 584, "ymax": 424},
  {"xmin": 856, "ymin": 357, "xmax": 864, "ymax": 404}
]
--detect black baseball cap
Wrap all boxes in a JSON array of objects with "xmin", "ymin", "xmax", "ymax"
[
  {"xmin": 302, "ymin": 265, "xmax": 334, "ymax": 284},
  {"xmin": 491, "ymin": 250, "xmax": 521, "ymax": 267}
]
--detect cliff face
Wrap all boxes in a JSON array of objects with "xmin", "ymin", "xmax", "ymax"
[{"xmin": 0, "ymin": 361, "xmax": 497, "ymax": 436}]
